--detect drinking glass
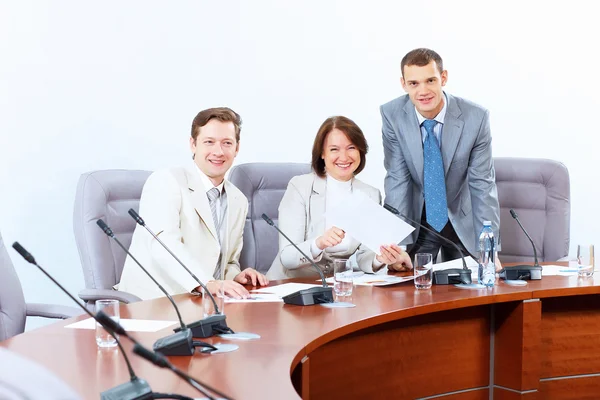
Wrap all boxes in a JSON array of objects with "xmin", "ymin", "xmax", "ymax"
[
  {"xmin": 577, "ymin": 244, "xmax": 595, "ymax": 278},
  {"xmin": 414, "ymin": 253, "xmax": 433, "ymax": 289},
  {"xmin": 95, "ymin": 299, "xmax": 120, "ymax": 348},
  {"xmin": 333, "ymin": 259, "xmax": 353, "ymax": 297}
]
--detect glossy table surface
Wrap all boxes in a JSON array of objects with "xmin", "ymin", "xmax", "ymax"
[{"xmin": 3, "ymin": 263, "xmax": 600, "ymax": 400}]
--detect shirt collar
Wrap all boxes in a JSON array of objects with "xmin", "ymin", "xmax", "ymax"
[
  {"xmin": 415, "ymin": 92, "xmax": 448, "ymax": 126},
  {"xmin": 195, "ymin": 164, "xmax": 225, "ymax": 195}
]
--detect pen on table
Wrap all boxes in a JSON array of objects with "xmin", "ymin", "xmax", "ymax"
[{"xmin": 559, "ymin": 269, "xmax": 578, "ymax": 273}]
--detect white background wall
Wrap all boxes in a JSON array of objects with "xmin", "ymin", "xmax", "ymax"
[{"xmin": 1, "ymin": 1, "xmax": 598, "ymax": 329}]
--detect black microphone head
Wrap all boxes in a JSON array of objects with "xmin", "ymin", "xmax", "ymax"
[
  {"xmin": 510, "ymin": 209, "xmax": 518, "ymax": 219},
  {"xmin": 96, "ymin": 219, "xmax": 114, "ymax": 237},
  {"xmin": 12, "ymin": 242, "xmax": 36, "ymax": 264},
  {"xmin": 128, "ymin": 209, "xmax": 145, "ymax": 226},
  {"xmin": 133, "ymin": 343, "xmax": 170, "ymax": 369},
  {"xmin": 383, "ymin": 204, "xmax": 399, "ymax": 215},
  {"xmin": 96, "ymin": 310, "xmax": 127, "ymax": 335},
  {"xmin": 261, "ymin": 213, "xmax": 274, "ymax": 226}
]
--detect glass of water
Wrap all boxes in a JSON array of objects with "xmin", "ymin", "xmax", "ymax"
[
  {"xmin": 414, "ymin": 253, "xmax": 433, "ymax": 289},
  {"xmin": 577, "ymin": 244, "xmax": 595, "ymax": 278},
  {"xmin": 95, "ymin": 299, "xmax": 120, "ymax": 348},
  {"xmin": 333, "ymin": 258, "xmax": 353, "ymax": 297}
]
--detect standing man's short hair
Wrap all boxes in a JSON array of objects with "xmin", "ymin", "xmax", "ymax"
[{"xmin": 401, "ymin": 48, "xmax": 444, "ymax": 76}]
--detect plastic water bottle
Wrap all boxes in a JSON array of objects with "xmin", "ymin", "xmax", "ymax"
[{"xmin": 478, "ymin": 221, "xmax": 496, "ymax": 287}]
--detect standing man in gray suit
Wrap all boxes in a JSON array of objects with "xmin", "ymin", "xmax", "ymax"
[{"xmin": 381, "ymin": 48, "xmax": 501, "ymax": 264}]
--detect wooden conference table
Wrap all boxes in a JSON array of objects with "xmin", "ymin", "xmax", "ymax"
[{"xmin": 3, "ymin": 263, "xmax": 600, "ymax": 400}]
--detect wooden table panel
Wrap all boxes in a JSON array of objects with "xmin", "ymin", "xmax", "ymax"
[{"xmin": 539, "ymin": 376, "xmax": 600, "ymax": 399}]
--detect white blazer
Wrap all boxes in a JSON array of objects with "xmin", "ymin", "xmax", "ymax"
[
  {"xmin": 266, "ymin": 173, "xmax": 382, "ymax": 280},
  {"xmin": 118, "ymin": 163, "xmax": 247, "ymax": 300}
]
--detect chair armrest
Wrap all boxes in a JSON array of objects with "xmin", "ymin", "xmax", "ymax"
[
  {"xmin": 26, "ymin": 303, "xmax": 83, "ymax": 319},
  {"xmin": 78, "ymin": 288, "xmax": 142, "ymax": 304}
]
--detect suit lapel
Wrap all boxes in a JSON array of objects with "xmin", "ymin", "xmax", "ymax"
[
  {"xmin": 309, "ymin": 175, "xmax": 326, "ymax": 235},
  {"xmin": 186, "ymin": 165, "xmax": 219, "ymax": 242},
  {"xmin": 441, "ymin": 94, "xmax": 465, "ymax": 175},
  {"xmin": 402, "ymin": 100, "xmax": 425, "ymax": 186}
]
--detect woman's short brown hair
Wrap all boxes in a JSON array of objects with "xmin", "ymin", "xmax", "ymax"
[
  {"xmin": 311, "ymin": 116, "xmax": 368, "ymax": 177},
  {"xmin": 191, "ymin": 107, "xmax": 242, "ymax": 142}
]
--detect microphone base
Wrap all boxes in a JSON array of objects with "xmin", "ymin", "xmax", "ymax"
[
  {"xmin": 283, "ymin": 287, "xmax": 334, "ymax": 306},
  {"xmin": 433, "ymin": 269, "xmax": 473, "ymax": 285},
  {"xmin": 100, "ymin": 378, "xmax": 153, "ymax": 400},
  {"xmin": 153, "ymin": 329, "xmax": 194, "ymax": 356},
  {"xmin": 500, "ymin": 265, "xmax": 543, "ymax": 280},
  {"xmin": 173, "ymin": 314, "xmax": 228, "ymax": 338}
]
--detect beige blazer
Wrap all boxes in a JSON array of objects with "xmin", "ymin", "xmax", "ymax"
[
  {"xmin": 267, "ymin": 173, "xmax": 382, "ymax": 280},
  {"xmin": 118, "ymin": 163, "xmax": 247, "ymax": 300}
]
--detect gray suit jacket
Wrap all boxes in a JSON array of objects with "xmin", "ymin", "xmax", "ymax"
[
  {"xmin": 380, "ymin": 92, "xmax": 500, "ymax": 256},
  {"xmin": 266, "ymin": 173, "xmax": 381, "ymax": 280}
]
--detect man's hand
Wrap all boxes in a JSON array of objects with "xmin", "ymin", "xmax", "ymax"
[
  {"xmin": 205, "ymin": 280, "xmax": 249, "ymax": 299},
  {"xmin": 316, "ymin": 226, "xmax": 345, "ymax": 250},
  {"xmin": 378, "ymin": 244, "xmax": 413, "ymax": 272},
  {"xmin": 495, "ymin": 254, "xmax": 503, "ymax": 272},
  {"xmin": 234, "ymin": 268, "xmax": 269, "ymax": 287}
]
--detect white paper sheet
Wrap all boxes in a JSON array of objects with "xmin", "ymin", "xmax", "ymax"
[
  {"xmin": 65, "ymin": 318, "xmax": 177, "ymax": 332},
  {"xmin": 325, "ymin": 190, "xmax": 415, "ymax": 253},
  {"xmin": 251, "ymin": 283, "xmax": 325, "ymax": 297},
  {"xmin": 541, "ymin": 265, "xmax": 579, "ymax": 276},
  {"xmin": 321, "ymin": 272, "xmax": 415, "ymax": 286},
  {"xmin": 225, "ymin": 293, "xmax": 284, "ymax": 303},
  {"xmin": 433, "ymin": 256, "xmax": 480, "ymax": 280}
]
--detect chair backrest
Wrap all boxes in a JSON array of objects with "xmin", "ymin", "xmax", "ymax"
[
  {"xmin": 0, "ymin": 231, "xmax": 26, "ymax": 341},
  {"xmin": 495, "ymin": 158, "xmax": 570, "ymax": 263},
  {"xmin": 73, "ymin": 170, "xmax": 152, "ymax": 291},
  {"xmin": 229, "ymin": 162, "xmax": 312, "ymax": 274}
]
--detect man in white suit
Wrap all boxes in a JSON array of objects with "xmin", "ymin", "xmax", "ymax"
[
  {"xmin": 119, "ymin": 107, "xmax": 268, "ymax": 300},
  {"xmin": 381, "ymin": 48, "xmax": 502, "ymax": 264}
]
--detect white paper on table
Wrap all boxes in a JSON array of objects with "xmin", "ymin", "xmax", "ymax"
[
  {"xmin": 433, "ymin": 256, "xmax": 480, "ymax": 280},
  {"xmin": 541, "ymin": 265, "xmax": 579, "ymax": 276},
  {"xmin": 65, "ymin": 318, "xmax": 177, "ymax": 332},
  {"xmin": 325, "ymin": 190, "xmax": 415, "ymax": 253},
  {"xmin": 225, "ymin": 293, "xmax": 284, "ymax": 303},
  {"xmin": 250, "ymin": 283, "xmax": 325, "ymax": 298},
  {"xmin": 320, "ymin": 271, "xmax": 414, "ymax": 286}
]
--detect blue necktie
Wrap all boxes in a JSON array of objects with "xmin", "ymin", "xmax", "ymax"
[{"xmin": 422, "ymin": 119, "xmax": 448, "ymax": 232}]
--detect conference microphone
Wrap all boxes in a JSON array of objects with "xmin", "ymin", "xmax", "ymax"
[
  {"xmin": 383, "ymin": 204, "xmax": 473, "ymax": 285},
  {"xmin": 261, "ymin": 213, "xmax": 333, "ymax": 306},
  {"xmin": 11, "ymin": 242, "xmax": 153, "ymax": 400},
  {"xmin": 95, "ymin": 314, "xmax": 230, "ymax": 400},
  {"xmin": 127, "ymin": 208, "xmax": 231, "ymax": 338},
  {"xmin": 96, "ymin": 219, "xmax": 197, "ymax": 356},
  {"xmin": 498, "ymin": 209, "xmax": 542, "ymax": 280}
]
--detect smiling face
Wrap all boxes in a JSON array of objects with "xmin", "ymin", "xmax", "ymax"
[
  {"xmin": 401, "ymin": 60, "xmax": 448, "ymax": 119},
  {"xmin": 321, "ymin": 128, "xmax": 361, "ymax": 182},
  {"xmin": 190, "ymin": 119, "xmax": 239, "ymax": 186}
]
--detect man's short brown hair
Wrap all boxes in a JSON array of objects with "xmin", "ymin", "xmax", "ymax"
[
  {"xmin": 311, "ymin": 116, "xmax": 368, "ymax": 177},
  {"xmin": 401, "ymin": 48, "xmax": 444, "ymax": 76},
  {"xmin": 191, "ymin": 107, "xmax": 242, "ymax": 142}
]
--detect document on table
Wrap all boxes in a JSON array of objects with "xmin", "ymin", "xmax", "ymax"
[
  {"xmin": 65, "ymin": 318, "xmax": 177, "ymax": 332},
  {"xmin": 321, "ymin": 269, "xmax": 415, "ymax": 286},
  {"xmin": 541, "ymin": 265, "xmax": 579, "ymax": 276},
  {"xmin": 325, "ymin": 190, "xmax": 415, "ymax": 253},
  {"xmin": 225, "ymin": 293, "xmax": 284, "ymax": 303},
  {"xmin": 251, "ymin": 283, "xmax": 326, "ymax": 298}
]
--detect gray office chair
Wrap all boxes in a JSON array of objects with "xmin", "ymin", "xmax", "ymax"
[
  {"xmin": 229, "ymin": 162, "xmax": 312, "ymax": 274},
  {"xmin": 0, "ymin": 348, "xmax": 82, "ymax": 399},
  {"xmin": 0, "ymin": 231, "xmax": 80, "ymax": 342},
  {"xmin": 73, "ymin": 170, "xmax": 152, "ymax": 307},
  {"xmin": 495, "ymin": 157, "xmax": 570, "ymax": 263}
]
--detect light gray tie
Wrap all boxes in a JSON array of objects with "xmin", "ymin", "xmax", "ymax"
[{"xmin": 207, "ymin": 188, "xmax": 223, "ymax": 279}]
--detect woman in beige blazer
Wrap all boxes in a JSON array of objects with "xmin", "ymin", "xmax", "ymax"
[{"xmin": 267, "ymin": 116, "xmax": 412, "ymax": 280}]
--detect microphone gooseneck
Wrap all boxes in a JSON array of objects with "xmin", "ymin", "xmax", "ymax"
[
  {"xmin": 261, "ymin": 213, "xmax": 328, "ymax": 287},
  {"xmin": 11, "ymin": 242, "xmax": 139, "ymax": 383},
  {"xmin": 127, "ymin": 208, "xmax": 220, "ymax": 314},
  {"xmin": 510, "ymin": 209, "xmax": 540, "ymax": 267},
  {"xmin": 96, "ymin": 219, "xmax": 187, "ymax": 331},
  {"xmin": 383, "ymin": 204, "xmax": 469, "ymax": 271}
]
